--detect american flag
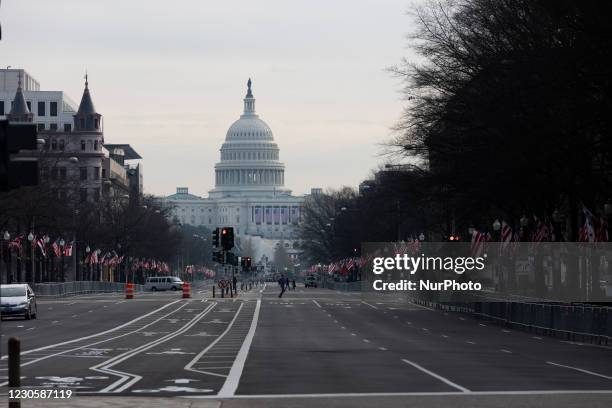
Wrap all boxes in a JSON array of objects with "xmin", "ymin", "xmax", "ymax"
[
  {"xmin": 501, "ymin": 221, "xmax": 513, "ymax": 250},
  {"xmin": 470, "ymin": 230, "xmax": 488, "ymax": 257},
  {"xmin": 51, "ymin": 240, "xmax": 61, "ymax": 257},
  {"xmin": 63, "ymin": 242, "xmax": 73, "ymax": 257},
  {"xmin": 581, "ymin": 206, "xmax": 596, "ymax": 243},
  {"xmin": 36, "ymin": 238, "xmax": 47, "ymax": 258}
]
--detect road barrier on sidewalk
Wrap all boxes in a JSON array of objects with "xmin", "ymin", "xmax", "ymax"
[
  {"xmin": 125, "ymin": 282, "xmax": 134, "ymax": 299},
  {"xmin": 33, "ymin": 281, "xmax": 144, "ymax": 298},
  {"xmin": 182, "ymin": 282, "xmax": 191, "ymax": 298},
  {"xmin": 410, "ymin": 297, "xmax": 612, "ymax": 345}
]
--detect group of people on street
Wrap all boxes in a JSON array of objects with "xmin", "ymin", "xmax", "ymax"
[{"xmin": 278, "ymin": 275, "xmax": 296, "ymax": 298}]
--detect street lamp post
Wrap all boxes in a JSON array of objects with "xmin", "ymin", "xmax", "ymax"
[
  {"xmin": 2, "ymin": 231, "xmax": 10, "ymax": 284},
  {"xmin": 85, "ymin": 246, "xmax": 91, "ymax": 281},
  {"xmin": 59, "ymin": 239, "xmax": 65, "ymax": 282},
  {"xmin": 27, "ymin": 232, "xmax": 34, "ymax": 284}
]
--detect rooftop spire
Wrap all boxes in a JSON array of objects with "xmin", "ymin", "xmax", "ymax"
[
  {"xmin": 77, "ymin": 72, "xmax": 97, "ymax": 115},
  {"xmin": 7, "ymin": 71, "xmax": 33, "ymax": 122}
]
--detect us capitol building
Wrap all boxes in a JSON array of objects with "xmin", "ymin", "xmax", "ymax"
[{"xmin": 163, "ymin": 80, "xmax": 308, "ymax": 258}]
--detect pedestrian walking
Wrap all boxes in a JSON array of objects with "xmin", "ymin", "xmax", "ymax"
[
  {"xmin": 292, "ymin": 279, "xmax": 296, "ymax": 290},
  {"xmin": 278, "ymin": 275, "xmax": 286, "ymax": 298}
]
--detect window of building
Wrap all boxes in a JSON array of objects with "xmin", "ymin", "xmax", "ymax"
[
  {"xmin": 101, "ymin": 168, "xmax": 106, "ymax": 178},
  {"xmin": 93, "ymin": 167, "xmax": 100, "ymax": 180},
  {"xmin": 80, "ymin": 167, "xmax": 88, "ymax": 181},
  {"xmin": 51, "ymin": 139, "xmax": 57, "ymax": 150},
  {"xmin": 95, "ymin": 119, "xmax": 99, "ymax": 129},
  {"xmin": 208, "ymin": 217, "xmax": 212, "ymax": 224},
  {"xmin": 51, "ymin": 167, "xmax": 58, "ymax": 180},
  {"xmin": 26, "ymin": 101, "xmax": 31, "ymax": 111},
  {"xmin": 64, "ymin": 123, "xmax": 72, "ymax": 132},
  {"xmin": 94, "ymin": 140, "xmax": 98, "ymax": 150},
  {"xmin": 50, "ymin": 123, "xmax": 58, "ymax": 131},
  {"xmin": 93, "ymin": 188, "xmax": 100, "ymax": 201},
  {"xmin": 0, "ymin": 101, "xmax": 4, "ymax": 115},
  {"xmin": 59, "ymin": 167, "xmax": 67, "ymax": 180},
  {"xmin": 37, "ymin": 101, "xmax": 45, "ymax": 116},
  {"xmin": 58, "ymin": 138, "xmax": 64, "ymax": 150},
  {"xmin": 80, "ymin": 118, "xmax": 85, "ymax": 129},
  {"xmin": 80, "ymin": 189, "xmax": 88, "ymax": 202},
  {"xmin": 81, "ymin": 140, "xmax": 86, "ymax": 151},
  {"xmin": 50, "ymin": 102, "xmax": 58, "ymax": 116},
  {"xmin": 37, "ymin": 123, "xmax": 45, "ymax": 131},
  {"xmin": 236, "ymin": 215, "xmax": 240, "ymax": 223}
]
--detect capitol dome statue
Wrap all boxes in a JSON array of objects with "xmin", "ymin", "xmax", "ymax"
[{"xmin": 209, "ymin": 79, "xmax": 291, "ymax": 199}]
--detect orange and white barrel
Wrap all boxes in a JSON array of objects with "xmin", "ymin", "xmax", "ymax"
[
  {"xmin": 125, "ymin": 282, "xmax": 134, "ymax": 299},
  {"xmin": 182, "ymin": 282, "xmax": 191, "ymax": 299}
]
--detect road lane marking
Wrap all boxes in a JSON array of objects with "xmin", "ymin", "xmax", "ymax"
[
  {"xmin": 379, "ymin": 347, "xmax": 387, "ymax": 351},
  {"xmin": 362, "ymin": 301, "xmax": 378, "ymax": 310},
  {"xmin": 466, "ymin": 341, "xmax": 476, "ymax": 345},
  {"xmin": 441, "ymin": 335, "xmax": 448, "ymax": 338},
  {"xmin": 546, "ymin": 361, "xmax": 612, "ymax": 380},
  {"xmin": 185, "ymin": 303, "xmax": 245, "ymax": 378},
  {"xmin": 500, "ymin": 349, "xmax": 512, "ymax": 353},
  {"xmin": 532, "ymin": 336, "xmax": 542, "ymax": 340},
  {"xmin": 218, "ymin": 299, "xmax": 262, "ymax": 397},
  {"xmin": 95, "ymin": 302, "xmax": 217, "ymax": 392},
  {"xmin": 312, "ymin": 300, "xmax": 322, "ymax": 308},
  {"xmin": 502, "ymin": 330, "xmax": 511, "ymax": 333},
  {"xmin": 363, "ymin": 339, "xmax": 370, "ymax": 343},
  {"xmin": 401, "ymin": 359, "xmax": 470, "ymax": 392},
  {"xmin": 351, "ymin": 333, "xmax": 357, "ymax": 336},
  {"xmin": 479, "ymin": 323, "xmax": 487, "ymax": 327},
  {"xmin": 185, "ymin": 390, "xmax": 612, "ymax": 399},
  {"xmin": 0, "ymin": 300, "xmax": 182, "ymax": 361}
]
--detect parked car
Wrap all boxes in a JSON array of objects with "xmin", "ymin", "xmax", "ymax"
[
  {"xmin": 0, "ymin": 284, "xmax": 38, "ymax": 320},
  {"xmin": 144, "ymin": 276, "xmax": 184, "ymax": 291}
]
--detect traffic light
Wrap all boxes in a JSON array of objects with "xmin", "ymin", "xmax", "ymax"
[
  {"xmin": 226, "ymin": 251, "xmax": 238, "ymax": 266},
  {"xmin": 0, "ymin": 121, "xmax": 38, "ymax": 192},
  {"xmin": 212, "ymin": 228, "xmax": 220, "ymax": 248},
  {"xmin": 220, "ymin": 227, "xmax": 234, "ymax": 250},
  {"xmin": 445, "ymin": 235, "xmax": 461, "ymax": 241},
  {"xmin": 212, "ymin": 251, "xmax": 224, "ymax": 263},
  {"xmin": 240, "ymin": 256, "xmax": 252, "ymax": 271}
]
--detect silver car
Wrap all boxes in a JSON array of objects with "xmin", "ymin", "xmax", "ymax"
[{"xmin": 0, "ymin": 284, "xmax": 38, "ymax": 320}]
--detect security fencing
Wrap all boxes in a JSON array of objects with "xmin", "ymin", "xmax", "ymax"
[
  {"xmin": 411, "ymin": 297, "xmax": 612, "ymax": 345},
  {"xmin": 33, "ymin": 281, "xmax": 144, "ymax": 298}
]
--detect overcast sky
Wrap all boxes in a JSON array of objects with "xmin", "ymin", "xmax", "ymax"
[{"xmin": 1, "ymin": 0, "xmax": 417, "ymax": 197}]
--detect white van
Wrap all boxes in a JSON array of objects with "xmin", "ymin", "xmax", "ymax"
[{"xmin": 144, "ymin": 276, "xmax": 183, "ymax": 291}]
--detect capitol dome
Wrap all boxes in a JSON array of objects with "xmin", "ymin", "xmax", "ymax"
[{"xmin": 209, "ymin": 79, "xmax": 291, "ymax": 199}]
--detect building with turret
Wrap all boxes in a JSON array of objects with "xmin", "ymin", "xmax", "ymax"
[{"xmin": 1, "ymin": 68, "xmax": 143, "ymax": 201}]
